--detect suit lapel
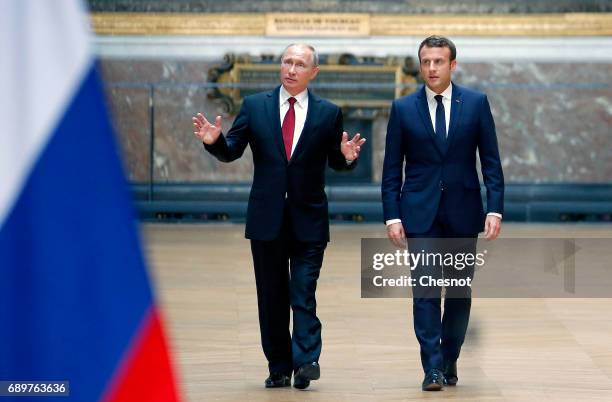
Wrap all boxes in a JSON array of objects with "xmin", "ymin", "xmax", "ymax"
[
  {"xmin": 415, "ymin": 86, "xmax": 446, "ymax": 156},
  {"xmin": 265, "ymin": 86, "xmax": 288, "ymax": 163},
  {"xmin": 446, "ymin": 83, "xmax": 463, "ymax": 150},
  {"xmin": 290, "ymin": 90, "xmax": 319, "ymax": 163}
]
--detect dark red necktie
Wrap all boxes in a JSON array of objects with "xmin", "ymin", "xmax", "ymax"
[{"xmin": 282, "ymin": 97, "xmax": 296, "ymax": 160}]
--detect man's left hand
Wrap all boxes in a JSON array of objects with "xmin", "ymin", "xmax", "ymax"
[
  {"xmin": 483, "ymin": 215, "xmax": 502, "ymax": 241},
  {"xmin": 341, "ymin": 132, "xmax": 366, "ymax": 161}
]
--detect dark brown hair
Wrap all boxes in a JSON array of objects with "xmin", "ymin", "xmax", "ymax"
[{"xmin": 418, "ymin": 36, "xmax": 457, "ymax": 62}]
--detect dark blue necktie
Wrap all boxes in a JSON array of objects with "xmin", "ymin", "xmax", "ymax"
[{"xmin": 434, "ymin": 94, "xmax": 446, "ymax": 141}]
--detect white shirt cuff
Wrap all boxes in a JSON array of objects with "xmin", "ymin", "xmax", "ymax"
[{"xmin": 387, "ymin": 215, "xmax": 500, "ymax": 226}]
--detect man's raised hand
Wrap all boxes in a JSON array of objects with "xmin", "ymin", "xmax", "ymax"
[
  {"xmin": 193, "ymin": 113, "xmax": 222, "ymax": 145},
  {"xmin": 341, "ymin": 132, "xmax": 366, "ymax": 161}
]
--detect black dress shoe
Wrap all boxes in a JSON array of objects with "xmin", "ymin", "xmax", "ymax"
[
  {"xmin": 293, "ymin": 375, "xmax": 310, "ymax": 390},
  {"xmin": 265, "ymin": 372, "xmax": 291, "ymax": 388},
  {"xmin": 293, "ymin": 362, "xmax": 320, "ymax": 390},
  {"xmin": 422, "ymin": 369, "xmax": 444, "ymax": 391},
  {"xmin": 443, "ymin": 361, "xmax": 458, "ymax": 386}
]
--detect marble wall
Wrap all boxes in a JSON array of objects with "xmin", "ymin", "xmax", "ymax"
[{"xmin": 100, "ymin": 58, "xmax": 612, "ymax": 184}]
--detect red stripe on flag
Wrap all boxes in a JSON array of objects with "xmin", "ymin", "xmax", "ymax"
[{"xmin": 102, "ymin": 307, "xmax": 180, "ymax": 402}]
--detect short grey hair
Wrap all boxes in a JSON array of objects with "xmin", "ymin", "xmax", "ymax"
[{"xmin": 281, "ymin": 43, "xmax": 319, "ymax": 67}]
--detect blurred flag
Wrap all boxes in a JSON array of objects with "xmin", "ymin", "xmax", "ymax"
[{"xmin": 0, "ymin": 1, "xmax": 180, "ymax": 401}]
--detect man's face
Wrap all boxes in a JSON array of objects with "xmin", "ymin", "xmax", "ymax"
[
  {"xmin": 419, "ymin": 45, "xmax": 456, "ymax": 94},
  {"xmin": 279, "ymin": 45, "xmax": 319, "ymax": 96}
]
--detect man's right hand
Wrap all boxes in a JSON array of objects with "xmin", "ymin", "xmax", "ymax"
[
  {"xmin": 387, "ymin": 222, "xmax": 406, "ymax": 249},
  {"xmin": 192, "ymin": 113, "xmax": 222, "ymax": 145}
]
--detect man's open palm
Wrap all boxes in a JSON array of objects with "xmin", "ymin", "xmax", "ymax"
[
  {"xmin": 193, "ymin": 113, "xmax": 222, "ymax": 145},
  {"xmin": 341, "ymin": 132, "xmax": 366, "ymax": 161}
]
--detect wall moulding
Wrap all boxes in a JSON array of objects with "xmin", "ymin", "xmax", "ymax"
[{"xmin": 91, "ymin": 12, "xmax": 612, "ymax": 37}]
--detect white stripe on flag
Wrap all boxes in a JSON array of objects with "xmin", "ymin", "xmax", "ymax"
[{"xmin": 0, "ymin": 0, "xmax": 92, "ymax": 226}]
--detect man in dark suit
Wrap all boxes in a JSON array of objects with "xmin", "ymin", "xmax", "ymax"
[
  {"xmin": 381, "ymin": 36, "xmax": 504, "ymax": 391},
  {"xmin": 193, "ymin": 44, "xmax": 366, "ymax": 390}
]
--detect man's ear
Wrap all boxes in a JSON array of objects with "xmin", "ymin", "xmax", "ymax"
[
  {"xmin": 310, "ymin": 66, "xmax": 320, "ymax": 80},
  {"xmin": 450, "ymin": 59, "xmax": 457, "ymax": 72}
]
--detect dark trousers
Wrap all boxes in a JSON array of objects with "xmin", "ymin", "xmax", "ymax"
[
  {"xmin": 250, "ymin": 206, "xmax": 326, "ymax": 375},
  {"xmin": 406, "ymin": 199, "xmax": 477, "ymax": 373}
]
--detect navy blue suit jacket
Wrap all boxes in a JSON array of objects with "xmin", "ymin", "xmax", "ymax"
[
  {"xmin": 381, "ymin": 84, "xmax": 504, "ymax": 235},
  {"xmin": 205, "ymin": 86, "xmax": 355, "ymax": 242}
]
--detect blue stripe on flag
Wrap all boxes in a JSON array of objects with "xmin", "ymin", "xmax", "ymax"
[{"xmin": 0, "ymin": 65, "xmax": 153, "ymax": 402}]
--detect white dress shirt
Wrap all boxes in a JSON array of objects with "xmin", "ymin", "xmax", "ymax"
[
  {"xmin": 425, "ymin": 84, "xmax": 452, "ymax": 136},
  {"xmin": 279, "ymin": 86, "xmax": 308, "ymax": 157},
  {"xmin": 386, "ymin": 83, "xmax": 501, "ymax": 226}
]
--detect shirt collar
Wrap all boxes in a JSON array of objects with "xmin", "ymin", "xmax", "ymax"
[
  {"xmin": 425, "ymin": 83, "xmax": 453, "ymax": 103},
  {"xmin": 280, "ymin": 86, "xmax": 308, "ymax": 108}
]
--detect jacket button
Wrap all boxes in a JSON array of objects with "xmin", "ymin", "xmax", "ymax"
[{"xmin": 439, "ymin": 180, "xmax": 444, "ymax": 191}]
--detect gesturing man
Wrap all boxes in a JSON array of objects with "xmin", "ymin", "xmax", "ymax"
[
  {"xmin": 193, "ymin": 44, "xmax": 366, "ymax": 390},
  {"xmin": 382, "ymin": 36, "xmax": 504, "ymax": 391}
]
